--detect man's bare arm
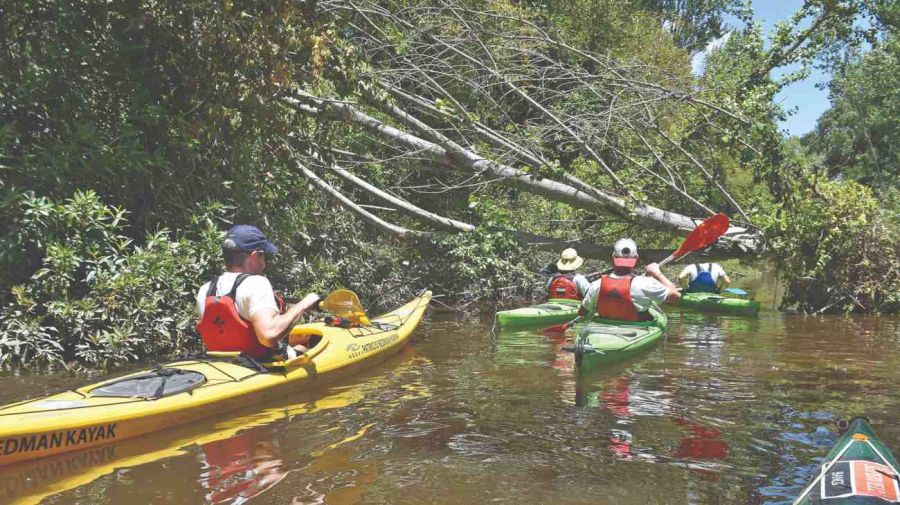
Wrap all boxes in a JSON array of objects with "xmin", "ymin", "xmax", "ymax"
[
  {"xmin": 250, "ymin": 293, "xmax": 320, "ymax": 347},
  {"xmin": 645, "ymin": 263, "xmax": 680, "ymax": 302}
]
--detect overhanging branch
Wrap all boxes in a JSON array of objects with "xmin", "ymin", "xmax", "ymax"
[{"xmin": 285, "ymin": 92, "xmax": 763, "ymax": 256}]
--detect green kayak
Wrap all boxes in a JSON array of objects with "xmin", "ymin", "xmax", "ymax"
[
  {"xmin": 793, "ymin": 417, "xmax": 900, "ymax": 504},
  {"xmin": 678, "ymin": 290, "xmax": 761, "ymax": 316},
  {"xmin": 496, "ymin": 298, "xmax": 580, "ymax": 328},
  {"xmin": 573, "ymin": 305, "xmax": 667, "ymax": 373}
]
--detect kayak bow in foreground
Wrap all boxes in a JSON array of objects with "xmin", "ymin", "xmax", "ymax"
[{"xmin": 793, "ymin": 417, "xmax": 900, "ymax": 504}]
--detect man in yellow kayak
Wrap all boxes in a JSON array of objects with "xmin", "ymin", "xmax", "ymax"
[
  {"xmin": 578, "ymin": 238, "xmax": 679, "ymax": 321},
  {"xmin": 196, "ymin": 225, "xmax": 321, "ymax": 358},
  {"xmin": 677, "ymin": 262, "xmax": 731, "ymax": 293},
  {"xmin": 545, "ymin": 248, "xmax": 591, "ymax": 301}
]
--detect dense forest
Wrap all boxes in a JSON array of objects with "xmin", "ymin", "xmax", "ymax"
[{"xmin": 0, "ymin": 0, "xmax": 897, "ymax": 369}]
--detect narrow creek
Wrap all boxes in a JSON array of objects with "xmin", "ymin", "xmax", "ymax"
[{"xmin": 1, "ymin": 301, "xmax": 898, "ymax": 504}]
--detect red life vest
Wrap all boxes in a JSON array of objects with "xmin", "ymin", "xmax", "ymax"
[
  {"xmin": 597, "ymin": 275, "xmax": 641, "ymax": 322},
  {"xmin": 197, "ymin": 274, "xmax": 271, "ymax": 358},
  {"xmin": 548, "ymin": 272, "xmax": 580, "ymax": 300}
]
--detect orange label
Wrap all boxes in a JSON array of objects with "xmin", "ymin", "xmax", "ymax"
[{"xmin": 852, "ymin": 461, "xmax": 899, "ymax": 501}]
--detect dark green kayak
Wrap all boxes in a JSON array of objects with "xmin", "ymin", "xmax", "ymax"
[
  {"xmin": 573, "ymin": 305, "xmax": 667, "ymax": 373},
  {"xmin": 678, "ymin": 290, "xmax": 761, "ymax": 316},
  {"xmin": 496, "ymin": 299, "xmax": 580, "ymax": 328},
  {"xmin": 793, "ymin": 417, "xmax": 900, "ymax": 504}
]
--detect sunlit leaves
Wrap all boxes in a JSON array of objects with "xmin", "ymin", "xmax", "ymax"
[{"xmin": 0, "ymin": 192, "xmax": 224, "ymax": 369}]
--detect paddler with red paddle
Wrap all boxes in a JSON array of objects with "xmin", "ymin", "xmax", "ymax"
[
  {"xmin": 542, "ymin": 214, "xmax": 731, "ymax": 335},
  {"xmin": 577, "ymin": 237, "xmax": 680, "ymax": 322}
]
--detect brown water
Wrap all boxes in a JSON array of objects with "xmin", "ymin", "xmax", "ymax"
[{"xmin": 1, "ymin": 306, "xmax": 898, "ymax": 505}]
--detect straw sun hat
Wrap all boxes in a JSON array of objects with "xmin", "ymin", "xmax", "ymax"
[{"xmin": 556, "ymin": 248, "xmax": 584, "ymax": 272}]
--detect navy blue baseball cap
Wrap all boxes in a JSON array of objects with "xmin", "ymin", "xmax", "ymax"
[{"xmin": 223, "ymin": 225, "xmax": 278, "ymax": 254}]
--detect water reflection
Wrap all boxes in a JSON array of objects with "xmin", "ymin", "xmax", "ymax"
[
  {"xmin": 0, "ymin": 310, "xmax": 897, "ymax": 504},
  {"xmin": 671, "ymin": 417, "xmax": 728, "ymax": 462},
  {"xmin": 200, "ymin": 425, "xmax": 287, "ymax": 504},
  {"xmin": 0, "ymin": 350, "xmax": 428, "ymax": 505}
]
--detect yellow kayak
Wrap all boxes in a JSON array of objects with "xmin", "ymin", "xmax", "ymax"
[
  {"xmin": 0, "ymin": 291, "xmax": 431, "ymax": 466},
  {"xmin": 0, "ymin": 349, "xmax": 432, "ymax": 505}
]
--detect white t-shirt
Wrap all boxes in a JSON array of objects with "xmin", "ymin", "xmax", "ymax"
[
  {"xmin": 679, "ymin": 263, "xmax": 726, "ymax": 283},
  {"xmin": 581, "ymin": 274, "xmax": 669, "ymax": 314},
  {"xmin": 196, "ymin": 273, "xmax": 279, "ymax": 321},
  {"xmin": 545, "ymin": 273, "xmax": 591, "ymax": 298}
]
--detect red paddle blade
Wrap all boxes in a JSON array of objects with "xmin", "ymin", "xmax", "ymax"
[
  {"xmin": 540, "ymin": 315, "xmax": 582, "ymax": 336},
  {"xmin": 540, "ymin": 323, "xmax": 569, "ymax": 336},
  {"xmin": 673, "ymin": 213, "xmax": 730, "ymax": 259}
]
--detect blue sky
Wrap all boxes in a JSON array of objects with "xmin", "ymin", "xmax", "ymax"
[{"xmin": 691, "ymin": 1, "xmax": 832, "ymax": 137}]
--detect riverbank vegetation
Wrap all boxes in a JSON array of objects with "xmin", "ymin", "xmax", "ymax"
[{"xmin": 1, "ymin": 0, "xmax": 897, "ymax": 368}]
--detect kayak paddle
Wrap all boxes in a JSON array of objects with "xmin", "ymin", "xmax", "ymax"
[
  {"xmin": 539, "ymin": 213, "xmax": 731, "ymax": 336},
  {"xmin": 540, "ymin": 314, "xmax": 584, "ymax": 337},
  {"xmin": 656, "ymin": 213, "xmax": 731, "ymax": 267}
]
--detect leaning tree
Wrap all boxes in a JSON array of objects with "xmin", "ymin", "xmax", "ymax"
[{"xmin": 280, "ymin": 0, "xmax": 764, "ymax": 261}]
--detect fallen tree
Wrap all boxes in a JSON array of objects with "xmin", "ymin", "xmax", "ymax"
[
  {"xmin": 291, "ymin": 145, "xmax": 744, "ymax": 261},
  {"xmin": 285, "ymin": 94, "xmax": 761, "ymax": 259},
  {"xmin": 280, "ymin": 0, "xmax": 766, "ymax": 262}
]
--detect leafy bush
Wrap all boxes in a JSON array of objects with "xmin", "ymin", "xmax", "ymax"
[
  {"xmin": 760, "ymin": 180, "xmax": 900, "ymax": 314},
  {"xmin": 0, "ymin": 191, "xmax": 221, "ymax": 370},
  {"xmin": 423, "ymin": 229, "xmax": 537, "ymax": 301},
  {"xmin": 0, "ymin": 0, "xmax": 327, "ymax": 232}
]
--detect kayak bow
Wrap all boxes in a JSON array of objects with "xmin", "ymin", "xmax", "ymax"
[
  {"xmin": 496, "ymin": 299, "xmax": 581, "ymax": 328},
  {"xmin": 678, "ymin": 291, "xmax": 761, "ymax": 316},
  {"xmin": 793, "ymin": 417, "xmax": 900, "ymax": 504}
]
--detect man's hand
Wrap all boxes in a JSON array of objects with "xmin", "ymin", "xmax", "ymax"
[{"xmin": 644, "ymin": 262, "xmax": 663, "ymax": 278}]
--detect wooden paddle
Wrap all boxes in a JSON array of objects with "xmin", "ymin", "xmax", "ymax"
[{"xmin": 539, "ymin": 213, "xmax": 731, "ymax": 336}]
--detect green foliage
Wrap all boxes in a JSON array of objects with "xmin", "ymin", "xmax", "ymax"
[
  {"xmin": 698, "ymin": 25, "xmax": 792, "ymax": 195},
  {"xmin": 0, "ymin": 192, "xmax": 222, "ymax": 369},
  {"xmin": 759, "ymin": 180, "xmax": 900, "ymax": 314},
  {"xmin": 544, "ymin": 0, "xmax": 738, "ymax": 56},
  {"xmin": 0, "ymin": 0, "xmax": 329, "ymax": 229},
  {"xmin": 694, "ymin": 2, "xmax": 898, "ymax": 314},
  {"xmin": 803, "ymin": 37, "xmax": 899, "ymax": 192},
  {"xmin": 636, "ymin": 0, "xmax": 740, "ymax": 52},
  {"xmin": 425, "ymin": 230, "xmax": 535, "ymax": 300}
]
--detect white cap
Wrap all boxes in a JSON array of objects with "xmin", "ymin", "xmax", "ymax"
[{"xmin": 612, "ymin": 238, "xmax": 638, "ymax": 268}]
